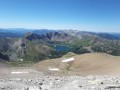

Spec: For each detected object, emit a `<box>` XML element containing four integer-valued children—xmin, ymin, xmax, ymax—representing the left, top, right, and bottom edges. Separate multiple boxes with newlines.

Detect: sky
<box><xmin>0</xmin><ymin>0</ymin><xmax>120</xmax><ymax>32</ymax></box>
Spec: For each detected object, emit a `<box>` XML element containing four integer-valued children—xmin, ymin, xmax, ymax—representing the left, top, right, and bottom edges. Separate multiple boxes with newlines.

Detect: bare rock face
<box><xmin>7</xmin><ymin>38</ymin><xmax>27</xmax><ymax>61</ymax></box>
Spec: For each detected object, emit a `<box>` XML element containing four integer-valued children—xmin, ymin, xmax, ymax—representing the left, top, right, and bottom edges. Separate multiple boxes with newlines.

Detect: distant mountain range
<box><xmin>0</xmin><ymin>28</ymin><xmax>56</xmax><ymax>38</ymax></box>
<box><xmin>0</xmin><ymin>28</ymin><xmax>120</xmax><ymax>62</ymax></box>
<box><xmin>0</xmin><ymin>28</ymin><xmax>120</xmax><ymax>40</ymax></box>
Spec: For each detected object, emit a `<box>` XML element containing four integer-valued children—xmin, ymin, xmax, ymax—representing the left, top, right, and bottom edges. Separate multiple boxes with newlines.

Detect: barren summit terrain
<box><xmin>35</xmin><ymin>53</ymin><xmax>120</xmax><ymax>75</ymax></box>
<box><xmin>1</xmin><ymin>53</ymin><xmax>120</xmax><ymax>90</ymax></box>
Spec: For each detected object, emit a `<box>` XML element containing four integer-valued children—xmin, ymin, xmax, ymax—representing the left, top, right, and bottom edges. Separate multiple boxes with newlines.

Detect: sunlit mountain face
<box><xmin>0</xmin><ymin>29</ymin><xmax>120</xmax><ymax>62</ymax></box>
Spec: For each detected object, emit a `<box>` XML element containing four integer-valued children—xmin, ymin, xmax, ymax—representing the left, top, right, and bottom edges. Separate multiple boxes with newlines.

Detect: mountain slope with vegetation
<box><xmin>0</xmin><ymin>30</ymin><xmax>120</xmax><ymax>63</ymax></box>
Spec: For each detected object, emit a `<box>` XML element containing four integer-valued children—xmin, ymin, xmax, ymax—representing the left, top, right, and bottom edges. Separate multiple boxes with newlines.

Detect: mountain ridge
<box><xmin>0</xmin><ymin>30</ymin><xmax>120</xmax><ymax>62</ymax></box>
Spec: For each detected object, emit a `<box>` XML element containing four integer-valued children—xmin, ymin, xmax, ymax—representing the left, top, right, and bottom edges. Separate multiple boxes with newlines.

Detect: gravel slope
<box><xmin>1</xmin><ymin>53</ymin><xmax>120</xmax><ymax>90</ymax></box>
<box><xmin>1</xmin><ymin>75</ymin><xmax>120</xmax><ymax>90</ymax></box>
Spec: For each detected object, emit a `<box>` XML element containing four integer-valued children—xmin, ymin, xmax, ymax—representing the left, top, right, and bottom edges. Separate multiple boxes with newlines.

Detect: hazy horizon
<box><xmin>0</xmin><ymin>0</ymin><xmax>120</xmax><ymax>32</ymax></box>
<box><xmin>1</xmin><ymin>27</ymin><xmax>120</xmax><ymax>33</ymax></box>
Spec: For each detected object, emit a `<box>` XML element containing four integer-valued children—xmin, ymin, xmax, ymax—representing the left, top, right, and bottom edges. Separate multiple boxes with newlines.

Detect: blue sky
<box><xmin>0</xmin><ymin>0</ymin><xmax>120</xmax><ymax>32</ymax></box>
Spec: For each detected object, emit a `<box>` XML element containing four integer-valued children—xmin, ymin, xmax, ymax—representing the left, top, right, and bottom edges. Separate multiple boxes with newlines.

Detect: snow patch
<box><xmin>62</xmin><ymin>58</ymin><xmax>74</xmax><ymax>62</ymax></box>
<box><xmin>11</xmin><ymin>71</ymin><xmax>29</xmax><ymax>74</ymax></box>
<box><xmin>20</xmin><ymin>59</ymin><xmax>23</xmax><ymax>62</ymax></box>
<box><xmin>49</xmin><ymin>68</ymin><xmax>59</xmax><ymax>71</ymax></box>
